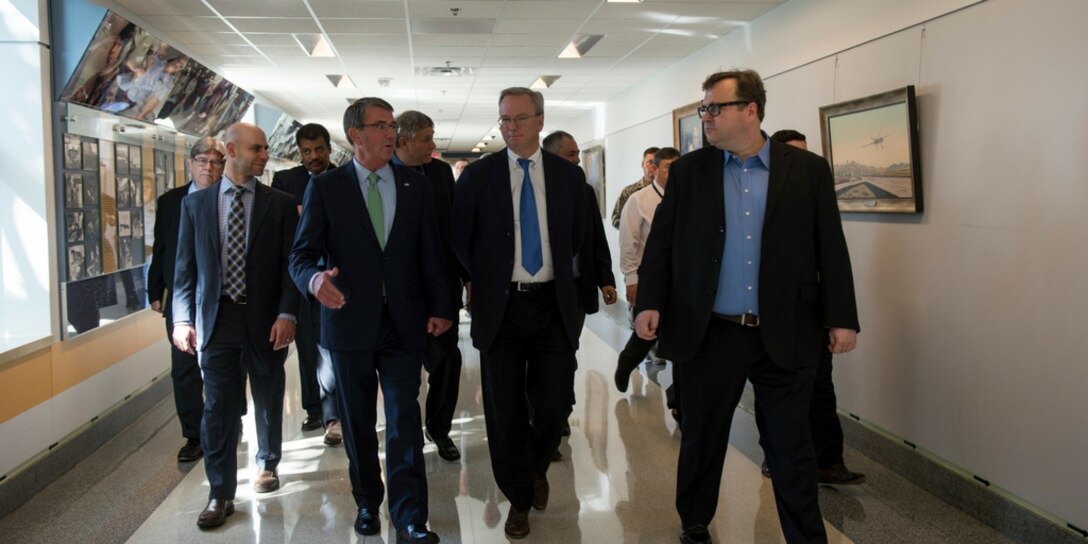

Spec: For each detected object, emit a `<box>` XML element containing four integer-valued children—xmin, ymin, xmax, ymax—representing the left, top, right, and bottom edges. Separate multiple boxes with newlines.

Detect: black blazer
<box><xmin>172</xmin><ymin>181</ymin><xmax>301</xmax><ymax>367</ymax></box>
<box><xmin>577</xmin><ymin>183</ymin><xmax>616</xmax><ymax>314</ymax></box>
<box><xmin>289</xmin><ymin>161</ymin><xmax>453</xmax><ymax>353</ymax></box>
<box><xmin>452</xmin><ymin>148</ymin><xmax>587</xmax><ymax>352</ymax></box>
<box><xmin>271</xmin><ymin>163</ymin><xmax>336</xmax><ymax>207</ymax></box>
<box><xmin>422</xmin><ymin>159</ymin><xmax>467</xmax><ymax>309</ymax></box>
<box><xmin>635</xmin><ymin>140</ymin><xmax>859</xmax><ymax>368</ymax></box>
<box><xmin>148</xmin><ymin>181</ymin><xmax>193</xmax><ymax>323</ymax></box>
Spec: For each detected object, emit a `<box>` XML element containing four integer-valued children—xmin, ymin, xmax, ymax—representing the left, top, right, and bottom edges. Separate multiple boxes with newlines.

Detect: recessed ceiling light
<box><xmin>607</xmin><ymin>0</ymin><xmax>642</xmax><ymax>3</ymax></box>
<box><xmin>472</xmin><ymin>147</ymin><xmax>481</xmax><ymax>152</ymax></box>
<box><xmin>326</xmin><ymin>75</ymin><xmax>356</xmax><ymax>89</ymax></box>
<box><xmin>530</xmin><ymin>75</ymin><xmax>561</xmax><ymax>90</ymax></box>
<box><xmin>559</xmin><ymin>34</ymin><xmax>604</xmax><ymax>59</ymax></box>
<box><xmin>293</xmin><ymin>33</ymin><xmax>335</xmax><ymax>58</ymax></box>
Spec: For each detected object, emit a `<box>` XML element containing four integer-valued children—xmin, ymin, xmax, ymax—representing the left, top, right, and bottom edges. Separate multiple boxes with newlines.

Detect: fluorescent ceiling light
<box><xmin>293</xmin><ymin>33</ymin><xmax>335</xmax><ymax>58</ymax></box>
<box><xmin>326</xmin><ymin>75</ymin><xmax>356</xmax><ymax>89</ymax></box>
<box><xmin>559</xmin><ymin>34</ymin><xmax>604</xmax><ymax>58</ymax></box>
<box><xmin>530</xmin><ymin>75</ymin><xmax>561</xmax><ymax>90</ymax></box>
<box><xmin>607</xmin><ymin>0</ymin><xmax>642</xmax><ymax>3</ymax></box>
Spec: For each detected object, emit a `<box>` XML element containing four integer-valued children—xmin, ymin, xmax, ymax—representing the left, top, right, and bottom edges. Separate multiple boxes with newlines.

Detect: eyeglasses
<box><xmin>359</xmin><ymin>122</ymin><xmax>399</xmax><ymax>132</ymax></box>
<box><xmin>697</xmin><ymin>100</ymin><xmax>751</xmax><ymax>118</ymax></box>
<box><xmin>191</xmin><ymin>157</ymin><xmax>225</xmax><ymax>168</ymax></box>
<box><xmin>497</xmin><ymin>114</ymin><xmax>541</xmax><ymax>128</ymax></box>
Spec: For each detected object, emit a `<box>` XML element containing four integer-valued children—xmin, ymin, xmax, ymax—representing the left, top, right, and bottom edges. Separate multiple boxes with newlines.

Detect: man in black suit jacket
<box><xmin>172</xmin><ymin>123</ymin><xmax>300</xmax><ymax>530</ymax></box>
<box><xmin>392</xmin><ymin>110</ymin><xmax>466</xmax><ymax>463</ymax></box>
<box><xmin>271</xmin><ymin>123</ymin><xmax>341</xmax><ymax>445</ymax></box>
<box><xmin>289</xmin><ymin>98</ymin><xmax>452</xmax><ymax>544</ymax></box>
<box><xmin>452</xmin><ymin>88</ymin><xmax>587</xmax><ymax>539</ymax></box>
<box><xmin>147</xmin><ymin>136</ymin><xmax>224</xmax><ymax>462</ymax></box>
<box><xmin>634</xmin><ymin>70</ymin><xmax>860</xmax><ymax>544</ymax></box>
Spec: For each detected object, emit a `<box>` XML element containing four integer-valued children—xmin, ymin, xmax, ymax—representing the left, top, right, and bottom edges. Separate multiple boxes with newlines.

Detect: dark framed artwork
<box><xmin>115</xmin><ymin>143</ymin><xmax>129</xmax><ymax>174</ymax></box>
<box><xmin>819</xmin><ymin>85</ymin><xmax>923</xmax><ymax>213</ymax></box>
<box><xmin>82</xmin><ymin>140</ymin><xmax>99</xmax><ymax>171</ymax></box>
<box><xmin>672</xmin><ymin>100</ymin><xmax>707</xmax><ymax>155</ymax></box>
<box><xmin>64</xmin><ymin>134</ymin><xmax>82</xmax><ymax>170</ymax></box>
<box><xmin>581</xmin><ymin>145</ymin><xmax>606</xmax><ymax>216</ymax></box>
<box><xmin>65</xmin><ymin>173</ymin><xmax>83</xmax><ymax>208</ymax></box>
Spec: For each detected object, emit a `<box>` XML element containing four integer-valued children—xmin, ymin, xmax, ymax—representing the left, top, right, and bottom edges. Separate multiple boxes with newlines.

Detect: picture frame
<box><xmin>672</xmin><ymin>100</ymin><xmax>707</xmax><ymax>155</ymax></box>
<box><xmin>65</xmin><ymin>173</ymin><xmax>83</xmax><ymax>208</ymax></box>
<box><xmin>581</xmin><ymin>145</ymin><xmax>606</xmax><ymax>216</ymax></box>
<box><xmin>82</xmin><ymin>140</ymin><xmax>99</xmax><ymax>172</ymax></box>
<box><xmin>64</xmin><ymin>134</ymin><xmax>82</xmax><ymax>170</ymax></box>
<box><xmin>115</xmin><ymin>143</ymin><xmax>129</xmax><ymax>174</ymax></box>
<box><xmin>818</xmin><ymin>85</ymin><xmax>923</xmax><ymax>213</ymax></box>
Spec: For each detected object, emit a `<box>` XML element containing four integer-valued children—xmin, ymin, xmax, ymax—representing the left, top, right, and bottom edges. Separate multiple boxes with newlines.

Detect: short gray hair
<box><xmin>343</xmin><ymin>97</ymin><xmax>394</xmax><ymax>144</ymax></box>
<box><xmin>395</xmin><ymin>110</ymin><xmax>435</xmax><ymax>143</ymax></box>
<box><xmin>499</xmin><ymin>87</ymin><xmax>544</xmax><ymax>115</ymax></box>
<box><xmin>190</xmin><ymin>136</ymin><xmax>225</xmax><ymax>159</ymax></box>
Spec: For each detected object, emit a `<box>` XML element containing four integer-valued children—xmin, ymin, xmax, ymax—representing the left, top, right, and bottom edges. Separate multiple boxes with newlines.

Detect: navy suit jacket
<box><xmin>172</xmin><ymin>180</ymin><xmax>301</xmax><ymax>367</ymax></box>
<box><xmin>452</xmin><ymin>148</ymin><xmax>587</xmax><ymax>352</ymax></box>
<box><xmin>289</xmin><ymin>161</ymin><xmax>453</xmax><ymax>352</ymax></box>
<box><xmin>635</xmin><ymin>140</ymin><xmax>859</xmax><ymax>368</ymax></box>
<box><xmin>271</xmin><ymin>162</ymin><xmax>337</xmax><ymax>207</ymax></box>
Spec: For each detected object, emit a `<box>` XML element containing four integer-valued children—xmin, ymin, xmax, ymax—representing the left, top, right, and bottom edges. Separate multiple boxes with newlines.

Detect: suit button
<box><xmin>712</xmin><ymin>257</ymin><xmax>719</xmax><ymax>263</ymax></box>
<box><xmin>719</xmin><ymin>227</ymin><xmax>725</xmax><ymax>233</ymax></box>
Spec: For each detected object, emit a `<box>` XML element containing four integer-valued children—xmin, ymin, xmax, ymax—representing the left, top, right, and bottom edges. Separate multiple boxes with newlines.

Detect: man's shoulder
<box><xmin>619</xmin><ymin>179</ymin><xmax>645</xmax><ymax>197</ymax></box>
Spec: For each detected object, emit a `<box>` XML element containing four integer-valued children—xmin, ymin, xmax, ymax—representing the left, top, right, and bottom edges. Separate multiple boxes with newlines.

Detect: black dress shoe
<box><xmin>177</xmin><ymin>438</ymin><xmax>203</xmax><ymax>462</ymax></box>
<box><xmin>818</xmin><ymin>463</ymin><xmax>866</xmax><ymax>485</ymax></box>
<box><xmin>532</xmin><ymin>473</ymin><xmax>549</xmax><ymax>510</ymax></box>
<box><xmin>614</xmin><ymin>353</ymin><xmax>642</xmax><ymax>392</ymax></box>
<box><xmin>680</xmin><ymin>524</ymin><xmax>711</xmax><ymax>544</ymax></box>
<box><xmin>397</xmin><ymin>523</ymin><xmax>439</xmax><ymax>543</ymax></box>
<box><xmin>560</xmin><ymin>420</ymin><xmax>571</xmax><ymax>436</ymax></box>
<box><xmin>504</xmin><ymin>507</ymin><xmax>530</xmax><ymax>539</ymax></box>
<box><xmin>196</xmin><ymin>498</ymin><xmax>234</xmax><ymax>529</ymax></box>
<box><xmin>428</xmin><ymin>432</ymin><xmax>461</xmax><ymax>461</ymax></box>
<box><xmin>354</xmin><ymin>508</ymin><xmax>380</xmax><ymax>535</ymax></box>
<box><xmin>301</xmin><ymin>414</ymin><xmax>323</xmax><ymax>431</ymax></box>
<box><xmin>760</xmin><ymin>459</ymin><xmax>771</xmax><ymax>478</ymax></box>
<box><xmin>550</xmin><ymin>449</ymin><xmax>562</xmax><ymax>462</ymax></box>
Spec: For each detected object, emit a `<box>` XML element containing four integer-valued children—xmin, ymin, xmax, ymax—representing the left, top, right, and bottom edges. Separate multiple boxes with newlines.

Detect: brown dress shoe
<box><xmin>818</xmin><ymin>463</ymin><xmax>866</xmax><ymax>485</ymax></box>
<box><xmin>532</xmin><ymin>473</ymin><xmax>549</xmax><ymax>510</ymax></box>
<box><xmin>253</xmin><ymin>469</ymin><xmax>280</xmax><ymax>493</ymax></box>
<box><xmin>504</xmin><ymin>506</ymin><xmax>530</xmax><ymax>539</ymax></box>
<box><xmin>324</xmin><ymin>420</ymin><xmax>343</xmax><ymax>446</ymax></box>
<box><xmin>196</xmin><ymin>498</ymin><xmax>235</xmax><ymax>529</ymax></box>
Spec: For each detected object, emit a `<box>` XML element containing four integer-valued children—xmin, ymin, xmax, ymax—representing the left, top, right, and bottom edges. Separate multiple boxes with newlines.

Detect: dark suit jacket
<box><xmin>289</xmin><ymin>161</ymin><xmax>453</xmax><ymax>353</ymax></box>
<box><xmin>452</xmin><ymin>148</ymin><xmax>588</xmax><ymax>352</ymax></box>
<box><xmin>577</xmin><ymin>183</ymin><xmax>616</xmax><ymax>314</ymax></box>
<box><xmin>172</xmin><ymin>181</ymin><xmax>301</xmax><ymax>366</ymax></box>
<box><xmin>148</xmin><ymin>181</ymin><xmax>193</xmax><ymax>324</ymax></box>
<box><xmin>635</xmin><ymin>140</ymin><xmax>859</xmax><ymax>368</ymax></box>
<box><xmin>271</xmin><ymin>163</ymin><xmax>336</xmax><ymax>207</ymax></box>
<box><xmin>422</xmin><ymin>159</ymin><xmax>467</xmax><ymax>309</ymax></box>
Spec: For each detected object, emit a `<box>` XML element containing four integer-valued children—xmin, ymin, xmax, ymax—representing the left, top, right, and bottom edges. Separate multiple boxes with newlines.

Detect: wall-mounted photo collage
<box><xmin>62</xmin><ymin>133</ymin><xmax>103</xmax><ymax>281</ymax></box>
<box><xmin>153</xmin><ymin>149</ymin><xmax>176</xmax><ymax>200</ymax></box>
<box><xmin>114</xmin><ymin>142</ymin><xmax>145</xmax><ymax>270</ymax></box>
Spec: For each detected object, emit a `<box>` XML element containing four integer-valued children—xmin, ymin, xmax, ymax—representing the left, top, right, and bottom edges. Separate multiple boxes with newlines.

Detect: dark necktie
<box><xmin>224</xmin><ymin>185</ymin><xmax>247</xmax><ymax>302</ymax></box>
<box><xmin>517</xmin><ymin>158</ymin><xmax>542</xmax><ymax>275</ymax></box>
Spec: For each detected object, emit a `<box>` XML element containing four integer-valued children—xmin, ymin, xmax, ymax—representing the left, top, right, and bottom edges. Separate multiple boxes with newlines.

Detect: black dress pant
<box><xmin>295</xmin><ymin>295</ymin><xmax>322</xmax><ymax>418</ymax></box>
<box><xmin>422</xmin><ymin>321</ymin><xmax>462</xmax><ymax>439</ymax></box>
<box><xmin>165</xmin><ymin>319</ymin><xmax>203</xmax><ymax>440</ymax></box>
<box><xmin>676</xmin><ymin>318</ymin><xmax>826</xmax><ymax>544</ymax></box>
<box><xmin>480</xmin><ymin>286</ymin><xmax>573</xmax><ymax>512</ymax></box>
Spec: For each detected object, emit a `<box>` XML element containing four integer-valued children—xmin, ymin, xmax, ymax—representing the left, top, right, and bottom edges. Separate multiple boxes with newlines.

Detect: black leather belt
<box><xmin>510</xmin><ymin>281</ymin><xmax>553</xmax><ymax>292</ymax></box>
<box><xmin>713</xmin><ymin>312</ymin><xmax>759</xmax><ymax>327</ymax></box>
<box><xmin>220</xmin><ymin>295</ymin><xmax>246</xmax><ymax>305</ymax></box>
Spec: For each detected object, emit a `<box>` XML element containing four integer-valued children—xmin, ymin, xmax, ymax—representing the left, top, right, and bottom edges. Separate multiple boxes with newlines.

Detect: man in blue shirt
<box><xmin>634</xmin><ymin>70</ymin><xmax>859</xmax><ymax>544</ymax></box>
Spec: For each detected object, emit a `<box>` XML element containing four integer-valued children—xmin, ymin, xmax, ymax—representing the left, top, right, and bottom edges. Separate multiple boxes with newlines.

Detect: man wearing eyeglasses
<box><xmin>290</xmin><ymin>98</ymin><xmax>452</xmax><ymax>544</ymax></box>
<box><xmin>148</xmin><ymin>136</ymin><xmax>225</xmax><ymax>464</ymax></box>
<box><xmin>452</xmin><ymin>88</ymin><xmax>588</xmax><ymax>539</ymax></box>
<box><xmin>634</xmin><ymin>70</ymin><xmax>859</xmax><ymax>544</ymax></box>
<box><xmin>272</xmin><ymin>123</ymin><xmax>342</xmax><ymax>447</ymax></box>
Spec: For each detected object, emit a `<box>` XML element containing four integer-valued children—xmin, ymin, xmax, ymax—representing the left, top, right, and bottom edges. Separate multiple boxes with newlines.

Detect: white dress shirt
<box><xmin>508</xmin><ymin>147</ymin><xmax>554</xmax><ymax>283</ymax></box>
<box><xmin>618</xmin><ymin>181</ymin><xmax>664</xmax><ymax>286</ymax></box>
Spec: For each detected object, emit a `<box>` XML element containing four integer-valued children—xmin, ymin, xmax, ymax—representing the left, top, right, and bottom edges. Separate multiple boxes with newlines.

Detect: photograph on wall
<box><xmin>131</xmin><ymin>209</ymin><xmax>144</xmax><ymax>238</ymax></box>
<box><xmin>673</xmin><ymin>101</ymin><xmax>707</xmax><ymax>155</ymax></box>
<box><xmin>130</xmin><ymin>237</ymin><xmax>146</xmax><ymax>265</ymax></box>
<box><xmin>84</xmin><ymin>209</ymin><xmax>101</xmax><ymax>240</ymax></box>
<box><xmin>68</xmin><ymin>244</ymin><xmax>86</xmax><ymax>281</ymax></box>
<box><xmin>160</xmin><ymin>66</ymin><xmax>255</xmax><ymax>137</ymax></box>
<box><xmin>64</xmin><ymin>134</ymin><xmax>82</xmax><ymax>170</ymax></box>
<box><xmin>65</xmin><ymin>173</ymin><xmax>83</xmax><ymax>208</ymax></box>
<box><xmin>819</xmin><ymin>85</ymin><xmax>922</xmax><ymax>213</ymax></box>
<box><xmin>129</xmin><ymin>145</ymin><xmax>142</xmax><ymax>174</ymax></box>
<box><xmin>101</xmin><ymin>167</ymin><xmax>118</xmax><ymax>274</ymax></box>
<box><xmin>83</xmin><ymin>175</ymin><xmax>100</xmax><ymax>206</ymax></box>
<box><xmin>82</xmin><ymin>140</ymin><xmax>99</xmax><ymax>172</ymax></box>
<box><xmin>118</xmin><ymin>239</ymin><xmax>134</xmax><ymax>269</ymax></box>
<box><xmin>267</xmin><ymin>113</ymin><xmax>303</xmax><ymax>161</ymax></box>
<box><xmin>133</xmin><ymin>175</ymin><xmax>144</xmax><ymax>207</ymax></box>
<box><xmin>118</xmin><ymin>176</ymin><xmax>135</xmax><ymax>207</ymax></box>
<box><xmin>66</xmin><ymin>211</ymin><xmax>85</xmax><ymax>242</ymax></box>
<box><xmin>85</xmin><ymin>244</ymin><xmax>102</xmax><ymax>277</ymax></box>
<box><xmin>582</xmin><ymin>146</ymin><xmax>606</xmax><ymax>216</ymax></box>
<box><xmin>118</xmin><ymin>209</ymin><xmax>132</xmax><ymax>238</ymax></box>
<box><xmin>116</xmin><ymin>143</ymin><xmax>130</xmax><ymax>174</ymax></box>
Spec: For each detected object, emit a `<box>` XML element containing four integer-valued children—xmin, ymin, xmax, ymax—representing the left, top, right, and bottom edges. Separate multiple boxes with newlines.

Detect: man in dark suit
<box><xmin>391</xmin><ymin>110</ymin><xmax>465</xmax><ymax>463</ymax></box>
<box><xmin>542</xmin><ymin>130</ymin><xmax>617</xmax><ymax>440</ymax></box>
<box><xmin>634</xmin><ymin>70</ymin><xmax>860</xmax><ymax>544</ymax></box>
<box><xmin>147</xmin><ymin>136</ymin><xmax>224</xmax><ymax>462</ymax></box>
<box><xmin>271</xmin><ymin>123</ymin><xmax>341</xmax><ymax>446</ymax></box>
<box><xmin>289</xmin><ymin>98</ymin><xmax>452</xmax><ymax>544</ymax></box>
<box><xmin>452</xmin><ymin>88</ymin><xmax>588</xmax><ymax>539</ymax></box>
<box><xmin>172</xmin><ymin>122</ymin><xmax>300</xmax><ymax>529</ymax></box>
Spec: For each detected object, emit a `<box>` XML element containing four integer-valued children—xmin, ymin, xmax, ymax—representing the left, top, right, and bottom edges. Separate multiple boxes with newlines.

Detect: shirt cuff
<box><xmin>277</xmin><ymin>313</ymin><xmax>297</xmax><ymax>323</ymax></box>
<box><xmin>308</xmin><ymin>272</ymin><xmax>321</xmax><ymax>295</ymax></box>
<box><xmin>625</xmin><ymin>273</ymin><xmax>639</xmax><ymax>286</ymax></box>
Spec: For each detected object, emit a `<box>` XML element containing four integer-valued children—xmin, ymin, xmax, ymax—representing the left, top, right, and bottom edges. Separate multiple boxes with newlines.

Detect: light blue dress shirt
<box><xmin>713</xmin><ymin>136</ymin><xmax>771</xmax><ymax>316</ymax></box>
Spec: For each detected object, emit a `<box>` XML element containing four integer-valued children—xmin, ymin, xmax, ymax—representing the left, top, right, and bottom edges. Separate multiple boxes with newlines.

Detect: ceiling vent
<box><xmin>416</xmin><ymin>65</ymin><xmax>476</xmax><ymax>77</ymax></box>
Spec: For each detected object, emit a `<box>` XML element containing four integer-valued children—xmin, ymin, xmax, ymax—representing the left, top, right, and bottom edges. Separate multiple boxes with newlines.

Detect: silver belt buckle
<box><xmin>741</xmin><ymin>313</ymin><xmax>759</xmax><ymax>326</ymax></box>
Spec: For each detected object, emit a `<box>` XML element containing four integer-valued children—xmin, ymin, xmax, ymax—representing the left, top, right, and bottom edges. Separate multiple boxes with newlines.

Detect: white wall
<box><xmin>575</xmin><ymin>0</ymin><xmax>1088</xmax><ymax>529</ymax></box>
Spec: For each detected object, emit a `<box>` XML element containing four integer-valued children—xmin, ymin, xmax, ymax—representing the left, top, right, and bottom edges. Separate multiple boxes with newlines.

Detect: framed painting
<box><xmin>819</xmin><ymin>85</ymin><xmax>923</xmax><ymax>213</ymax></box>
<box><xmin>672</xmin><ymin>100</ymin><xmax>706</xmax><ymax>155</ymax></box>
<box><xmin>581</xmin><ymin>145</ymin><xmax>606</xmax><ymax>216</ymax></box>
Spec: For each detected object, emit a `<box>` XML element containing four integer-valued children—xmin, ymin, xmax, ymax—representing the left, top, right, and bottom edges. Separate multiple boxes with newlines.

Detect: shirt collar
<box><xmin>352</xmin><ymin>157</ymin><xmax>395</xmax><ymax>185</ymax></box>
<box><xmin>391</xmin><ymin>153</ymin><xmax>426</xmax><ymax>174</ymax></box>
<box><xmin>219</xmin><ymin>176</ymin><xmax>256</xmax><ymax>194</ymax></box>
<box><xmin>507</xmin><ymin>147</ymin><xmax>543</xmax><ymax>167</ymax></box>
<box><xmin>723</xmin><ymin>131</ymin><xmax>771</xmax><ymax>169</ymax></box>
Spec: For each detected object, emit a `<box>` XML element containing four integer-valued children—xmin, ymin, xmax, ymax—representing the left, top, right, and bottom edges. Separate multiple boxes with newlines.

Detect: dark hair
<box><xmin>643</xmin><ymin>147</ymin><xmax>661</xmax><ymax>158</ymax></box>
<box><xmin>499</xmin><ymin>87</ymin><xmax>544</xmax><ymax>114</ymax></box>
<box><xmin>295</xmin><ymin>123</ymin><xmax>330</xmax><ymax>147</ymax></box>
<box><xmin>395</xmin><ymin>110</ymin><xmax>435</xmax><ymax>143</ymax></box>
<box><xmin>702</xmin><ymin>69</ymin><xmax>767</xmax><ymax>121</ymax></box>
<box><xmin>653</xmin><ymin>147</ymin><xmax>680</xmax><ymax>166</ymax></box>
<box><xmin>542</xmin><ymin>131</ymin><xmax>574</xmax><ymax>154</ymax></box>
<box><xmin>343</xmin><ymin>97</ymin><xmax>394</xmax><ymax>145</ymax></box>
<box><xmin>770</xmin><ymin>129</ymin><xmax>806</xmax><ymax>144</ymax></box>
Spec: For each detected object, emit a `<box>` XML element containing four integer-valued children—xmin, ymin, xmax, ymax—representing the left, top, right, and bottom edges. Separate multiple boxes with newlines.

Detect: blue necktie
<box><xmin>518</xmin><ymin>158</ymin><xmax>542</xmax><ymax>275</ymax></box>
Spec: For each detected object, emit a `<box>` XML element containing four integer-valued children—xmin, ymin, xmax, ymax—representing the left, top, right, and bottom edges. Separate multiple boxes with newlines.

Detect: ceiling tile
<box><xmin>227</xmin><ymin>17</ymin><xmax>319</xmax><ymax>34</ymax></box>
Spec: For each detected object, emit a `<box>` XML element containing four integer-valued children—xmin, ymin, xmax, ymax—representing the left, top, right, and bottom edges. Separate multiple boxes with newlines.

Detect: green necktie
<box><xmin>367</xmin><ymin>172</ymin><xmax>385</xmax><ymax>249</ymax></box>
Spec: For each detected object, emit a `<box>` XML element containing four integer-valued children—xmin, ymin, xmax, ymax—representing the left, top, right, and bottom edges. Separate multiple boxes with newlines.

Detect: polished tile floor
<box><xmin>2</xmin><ymin>312</ymin><xmax>1014</xmax><ymax>543</ymax></box>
